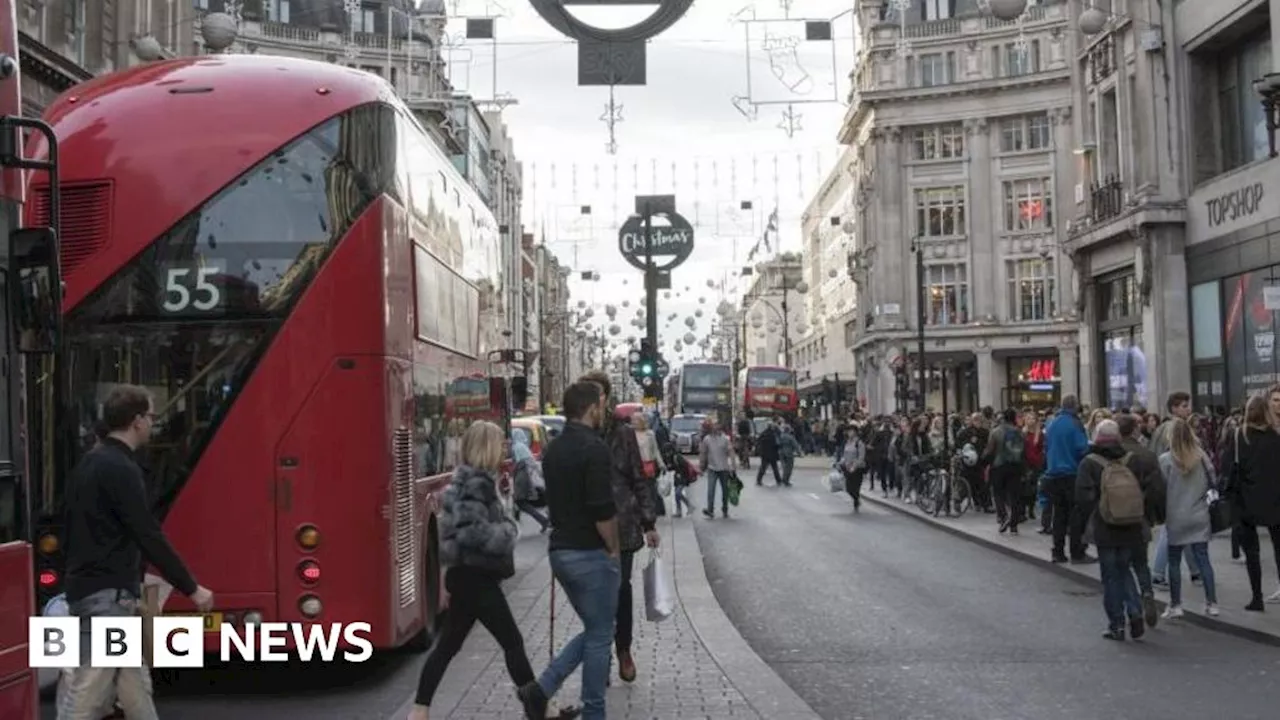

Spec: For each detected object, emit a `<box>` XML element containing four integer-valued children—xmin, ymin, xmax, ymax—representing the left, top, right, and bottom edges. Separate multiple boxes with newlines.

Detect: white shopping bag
<box><xmin>827</xmin><ymin>468</ymin><xmax>845</xmax><ymax>494</ymax></box>
<box><xmin>643</xmin><ymin>548</ymin><xmax>674</xmax><ymax>623</ymax></box>
<box><xmin>657</xmin><ymin>475</ymin><xmax>673</xmax><ymax>497</ymax></box>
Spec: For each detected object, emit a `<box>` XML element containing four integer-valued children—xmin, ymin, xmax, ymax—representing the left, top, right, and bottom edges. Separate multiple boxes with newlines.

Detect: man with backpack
<box><xmin>985</xmin><ymin>408</ymin><xmax>1027</xmax><ymax>534</ymax></box>
<box><xmin>1075</xmin><ymin>419</ymin><xmax>1162</xmax><ymax>641</ymax></box>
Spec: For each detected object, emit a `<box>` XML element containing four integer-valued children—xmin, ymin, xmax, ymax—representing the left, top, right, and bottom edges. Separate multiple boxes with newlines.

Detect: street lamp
<box><xmin>911</xmin><ymin>236</ymin><xmax>927</xmax><ymax>413</ymax></box>
<box><xmin>1255</xmin><ymin>72</ymin><xmax>1280</xmax><ymax>159</ymax></box>
<box><xmin>746</xmin><ymin>275</ymin><xmax>808</xmax><ymax>367</ymax></box>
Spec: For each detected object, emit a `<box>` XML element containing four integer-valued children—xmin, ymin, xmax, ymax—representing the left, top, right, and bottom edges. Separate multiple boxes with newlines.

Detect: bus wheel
<box><xmin>406</xmin><ymin>525</ymin><xmax>442</xmax><ymax>652</ymax></box>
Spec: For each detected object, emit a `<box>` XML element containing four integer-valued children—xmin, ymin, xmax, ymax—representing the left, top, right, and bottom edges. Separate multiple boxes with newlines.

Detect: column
<box><xmin>1274</xmin><ymin>0</ymin><xmax>1280</xmax><ymax>74</ymax></box>
<box><xmin>964</xmin><ymin>117</ymin><xmax>995</xmax><ymax>320</ymax></box>
<box><xmin>873</xmin><ymin>126</ymin><xmax>907</xmax><ymax>321</ymax></box>
<box><xmin>1060</xmin><ymin>344</ymin><xmax>1080</xmax><ymax>404</ymax></box>
<box><xmin>1143</xmin><ymin>226</ymin><xmax>1192</xmax><ymax>407</ymax></box>
<box><xmin>976</xmin><ymin>349</ymin><xmax>999</xmax><ymax>410</ymax></box>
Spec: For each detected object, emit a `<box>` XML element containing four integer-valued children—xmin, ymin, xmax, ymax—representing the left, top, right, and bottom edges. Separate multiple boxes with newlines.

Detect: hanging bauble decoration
<box><xmin>684</xmin><ymin>317</ymin><xmax>696</xmax><ymax>328</ymax></box>
<box><xmin>683</xmin><ymin>332</ymin><xmax>696</xmax><ymax>345</ymax></box>
<box><xmin>608</xmin><ymin>324</ymin><xmax>621</xmax><ymax>335</ymax></box>
<box><xmin>827</xmin><ymin>268</ymin><xmax>838</xmax><ymax>279</ymax></box>
<box><xmin>695</xmin><ymin>309</ymin><xmax>703</xmax><ymax>318</ymax></box>
<box><xmin>985</xmin><ymin>0</ymin><xmax>1028</xmax><ymax>21</ymax></box>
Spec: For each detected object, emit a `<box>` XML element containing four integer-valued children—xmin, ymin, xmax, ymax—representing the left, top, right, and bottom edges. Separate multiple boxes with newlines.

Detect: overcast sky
<box><xmin>440</xmin><ymin>0</ymin><xmax>860</xmax><ymax>362</ymax></box>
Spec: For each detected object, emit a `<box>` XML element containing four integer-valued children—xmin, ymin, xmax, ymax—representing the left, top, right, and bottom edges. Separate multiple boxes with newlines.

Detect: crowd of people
<box><xmin>820</xmin><ymin>388</ymin><xmax>1280</xmax><ymax>640</ymax></box>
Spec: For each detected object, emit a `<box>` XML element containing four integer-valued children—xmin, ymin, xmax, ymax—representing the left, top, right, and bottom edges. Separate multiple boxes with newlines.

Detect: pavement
<box><xmin>698</xmin><ymin>461</ymin><xmax>1280</xmax><ymax>720</ymax></box>
<box><xmin>391</xmin><ymin>513</ymin><xmax>822</xmax><ymax>720</ymax></box>
<box><xmin>790</xmin><ymin>455</ymin><xmax>1280</xmax><ymax>646</ymax></box>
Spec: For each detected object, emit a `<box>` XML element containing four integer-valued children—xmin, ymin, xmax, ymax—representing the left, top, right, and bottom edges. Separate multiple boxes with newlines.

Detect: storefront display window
<box><xmin>1102</xmin><ymin>328</ymin><xmax>1147</xmax><ymax>410</ymax></box>
<box><xmin>1097</xmin><ymin>272</ymin><xmax>1145</xmax><ymax>410</ymax></box>
<box><xmin>1191</xmin><ymin>282</ymin><xmax>1222</xmax><ymax>360</ymax></box>
<box><xmin>1005</xmin><ymin>356</ymin><xmax>1060</xmax><ymax>408</ymax></box>
<box><xmin>1223</xmin><ymin>269</ymin><xmax>1280</xmax><ymax>402</ymax></box>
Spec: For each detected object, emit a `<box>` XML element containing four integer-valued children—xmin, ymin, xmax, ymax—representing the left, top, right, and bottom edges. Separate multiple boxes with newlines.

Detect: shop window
<box><xmin>1098</xmin><ymin>274</ymin><xmax>1139</xmax><ymax>323</ymax></box>
<box><xmin>926</xmin><ymin>263</ymin><xmax>969</xmax><ymax>326</ymax></box>
<box><xmin>914</xmin><ymin>186</ymin><xmax>966</xmax><ymax>237</ymax></box>
<box><xmin>1101</xmin><ymin>326</ymin><xmax>1147</xmax><ymax>410</ymax></box>
<box><xmin>916</xmin><ymin>52</ymin><xmax>956</xmax><ymax>87</ymax></box>
<box><xmin>1002</xmin><ymin>178</ymin><xmax>1053</xmax><ymax>232</ymax></box>
<box><xmin>1191</xmin><ymin>281</ymin><xmax>1222</xmax><ymax>360</ymax></box>
<box><xmin>1006</xmin><ymin>257</ymin><xmax>1056</xmax><ymax>321</ymax></box>
<box><xmin>1222</xmin><ymin>270</ymin><xmax>1280</xmax><ymax>402</ymax></box>
<box><xmin>923</xmin><ymin>0</ymin><xmax>953</xmax><ymax>21</ymax></box>
<box><xmin>1215</xmin><ymin>31</ymin><xmax>1272</xmax><ymax>173</ymax></box>
<box><xmin>910</xmin><ymin>123</ymin><xmax>966</xmax><ymax>160</ymax></box>
<box><xmin>999</xmin><ymin>112</ymin><xmax>1052</xmax><ymax>153</ymax></box>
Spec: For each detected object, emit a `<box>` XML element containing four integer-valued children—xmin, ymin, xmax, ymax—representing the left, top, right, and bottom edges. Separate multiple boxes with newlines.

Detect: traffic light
<box><xmin>628</xmin><ymin>339</ymin><xmax>666</xmax><ymax>399</ymax></box>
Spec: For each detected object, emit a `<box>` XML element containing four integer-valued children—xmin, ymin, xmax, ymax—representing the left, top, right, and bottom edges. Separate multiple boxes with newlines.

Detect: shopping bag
<box><xmin>657</xmin><ymin>474</ymin><xmax>673</xmax><ymax>497</ymax></box>
<box><xmin>727</xmin><ymin>473</ymin><xmax>744</xmax><ymax>506</ymax></box>
<box><xmin>827</xmin><ymin>469</ymin><xmax>845</xmax><ymax>494</ymax></box>
<box><xmin>643</xmin><ymin>548</ymin><xmax>674</xmax><ymax>622</ymax></box>
<box><xmin>1208</xmin><ymin>489</ymin><xmax>1232</xmax><ymax>534</ymax></box>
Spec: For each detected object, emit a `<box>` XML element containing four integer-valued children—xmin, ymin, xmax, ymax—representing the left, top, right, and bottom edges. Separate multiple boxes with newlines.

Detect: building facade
<box><xmin>1175</xmin><ymin>0</ymin><xmax>1278</xmax><ymax>412</ymax></box>
<box><xmin>741</xmin><ymin>254</ymin><xmax>807</xmax><ymax>370</ymax></box>
<box><xmin>795</xmin><ymin>144</ymin><xmax>860</xmax><ymax>418</ymax></box>
<box><xmin>1064</xmin><ymin>0</ymin><xmax>1280</xmax><ymax>414</ymax></box>
<box><xmin>1063</xmin><ymin>0</ymin><xmax>1190</xmax><ymax>413</ymax></box>
<box><xmin>17</xmin><ymin>0</ymin><xmax>195</xmax><ymax>116</ymax></box>
<box><xmin>844</xmin><ymin>0</ymin><xmax>1078</xmax><ymax>415</ymax></box>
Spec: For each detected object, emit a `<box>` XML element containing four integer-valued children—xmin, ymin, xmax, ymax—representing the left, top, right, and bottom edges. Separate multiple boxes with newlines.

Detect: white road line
<box><xmin>807</xmin><ymin>492</ymin><xmax>822</xmax><ymax>501</ymax></box>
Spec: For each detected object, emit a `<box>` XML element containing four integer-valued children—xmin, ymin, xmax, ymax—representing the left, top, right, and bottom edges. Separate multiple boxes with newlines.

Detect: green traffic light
<box><xmin>641</xmin><ymin>363</ymin><xmax>653</xmax><ymax>375</ymax></box>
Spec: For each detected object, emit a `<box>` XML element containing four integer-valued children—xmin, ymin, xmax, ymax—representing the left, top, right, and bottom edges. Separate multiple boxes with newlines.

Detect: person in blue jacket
<box><xmin>1044</xmin><ymin>394</ymin><xmax>1094</xmax><ymax>564</ymax></box>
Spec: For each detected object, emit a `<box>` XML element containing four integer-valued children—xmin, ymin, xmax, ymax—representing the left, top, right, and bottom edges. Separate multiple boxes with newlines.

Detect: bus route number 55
<box><xmin>163</xmin><ymin>266</ymin><xmax>222</xmax><ymax>313</ymax></box>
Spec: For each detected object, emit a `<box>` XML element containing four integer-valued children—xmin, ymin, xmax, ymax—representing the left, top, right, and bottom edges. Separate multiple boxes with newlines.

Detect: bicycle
<box><xmin>918</xmin><ymin>455</ymin><xmax>972</xmax><ymax>517</ymax></box>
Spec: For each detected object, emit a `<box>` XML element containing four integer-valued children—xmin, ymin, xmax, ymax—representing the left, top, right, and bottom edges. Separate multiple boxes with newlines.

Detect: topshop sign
<box><xmin>1190</xmin><ymin>159</ymin><xmax>1279</xmax><ymax>241</ymax></box>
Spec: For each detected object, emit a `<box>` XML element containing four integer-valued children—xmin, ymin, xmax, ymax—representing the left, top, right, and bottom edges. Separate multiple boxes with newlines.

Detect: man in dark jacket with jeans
<box><xmin>1075</xmin><ymin>419</ymin><xmax>1161</xmax><ymax>641</ymax></box>
<box><xmin>59</xmin><ymin>385</ymin><xmax>214</xmax><ymax>720</ymax></box>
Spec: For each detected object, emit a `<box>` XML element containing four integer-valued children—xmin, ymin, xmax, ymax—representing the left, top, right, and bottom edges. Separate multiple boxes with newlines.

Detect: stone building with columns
<box><xmin>841</xmin><ymin>0</ymin><xmax>1079</xmax><ymax>415</ymax></box>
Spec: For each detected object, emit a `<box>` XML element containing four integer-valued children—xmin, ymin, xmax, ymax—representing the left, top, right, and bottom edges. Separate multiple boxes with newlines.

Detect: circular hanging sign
<box><xmin>617</xmin><ymin>210</ymin><xmax>695</xmax><ymax>272</ymax></box>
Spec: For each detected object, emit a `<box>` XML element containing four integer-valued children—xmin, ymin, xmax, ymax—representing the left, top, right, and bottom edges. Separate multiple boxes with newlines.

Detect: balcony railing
<box><xmin>904</xmin><ymin>18</ymin><xmax>961</xmax><ymax>38</ymax></box>
<box><xmin>1090</xmin><ymin>175</ymin><xmax>1124</xmax><ymax>224</ymax></box>
<box><xmin>1088</xmin><ymin>34</ymin><xmax>1116</xmax><ymax>85</ymax></box>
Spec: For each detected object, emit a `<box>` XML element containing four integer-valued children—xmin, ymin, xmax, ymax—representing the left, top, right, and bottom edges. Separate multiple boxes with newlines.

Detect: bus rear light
<box><xmin>38</xmin><ymin>534</ymin><xmax>59</xmax><ymax>555</ymax></box>
<box><xmin>296</xmin><ymin>525</ymin><xmax>320</xmax><ymax>550</ymax></box>
<box><xmin>39</xmin><ymin>570</ymin><xmax>58</xmax><ymax>587</ymax></box>
<box><xmin>297</xmin><ymin>560</ymin><xmax>321</xmax><ymax>585</ymax></box>
<box><xmin>298</xmin><ymin>595</ymin><xmax>322</xmax><ymax>619</ymax></box>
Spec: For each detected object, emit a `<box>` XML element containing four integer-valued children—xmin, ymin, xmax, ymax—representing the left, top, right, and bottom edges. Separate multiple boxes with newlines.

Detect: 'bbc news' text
<box><xmin>28</xmin><ymin>618</ymin><xmax>374</xmax><ymax>668</ymax></box>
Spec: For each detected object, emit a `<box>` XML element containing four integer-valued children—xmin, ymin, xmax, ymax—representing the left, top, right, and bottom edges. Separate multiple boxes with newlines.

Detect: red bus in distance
<box><xmin>24</xmin><ymin>55</ymin><xmax>506</xmax><ymax>653</ymax></box>
<box><xmin>740</xmin><ymin>365</ymin><xmax>798</xmax><ymax>416</ymax></box>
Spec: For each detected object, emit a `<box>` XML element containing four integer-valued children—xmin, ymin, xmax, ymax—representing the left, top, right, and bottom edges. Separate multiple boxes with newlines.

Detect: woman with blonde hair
<box><xmin>410</xmin><ymin>421</ymin><xmax>546</xmax><ymax>720</ymax></box>
<box><xmin>1224</xmin><ymin>394</ymin><xmax>1280</xmax><ymax>611</ymax></box>
<box><xmin>1086</xmin><ymin>408</ymin><xmax>1113</xmax><ymax>441</ymax></box>
<box><xmin>1158</xmin><ymin>418</ymin><xmax>1219</xmax><ymax>618</ymax></box>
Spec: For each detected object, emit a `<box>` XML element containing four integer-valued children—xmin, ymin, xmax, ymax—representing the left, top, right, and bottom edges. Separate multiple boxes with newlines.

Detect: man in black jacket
<box><xmin>754</xmin><ymin>417</ymin><xmax>784</xmax><ymax>486</ymax></box>
<box><xmin>1075</xmin><ymin>419</ymin><xmax>1161</xmax><ymax>641</ymax></box>
<box><xmin>60</xmin><ymin>385</ymin><xmax>213</xmax><ymax>720</ymax></box>
<box><xmin>522</xmin><ymin>381</ymin><xmax>621</xmax><ymax>720</ymax></box>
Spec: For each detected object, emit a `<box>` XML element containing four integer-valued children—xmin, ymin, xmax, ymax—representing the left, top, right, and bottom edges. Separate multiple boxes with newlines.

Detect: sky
<box><xmin>437</xmin><ymin>0</ymin><xmax>861</xmax><ymax>365</ymax></box>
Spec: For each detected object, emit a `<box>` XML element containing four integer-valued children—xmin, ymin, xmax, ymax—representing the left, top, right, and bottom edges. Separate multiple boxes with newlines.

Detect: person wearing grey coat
<box><xmin>839</xmin><ymin>428</ymin><xmax>868</xmax><ymax>511</ymax></box>
<box><xmin>1158</xmin><ymin>451</ymin><xmax>1219</xmax><ymax>616</ymax></box>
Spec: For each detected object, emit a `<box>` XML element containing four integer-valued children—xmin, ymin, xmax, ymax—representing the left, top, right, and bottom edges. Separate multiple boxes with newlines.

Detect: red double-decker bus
<box><xmin>24</xmin><ymin>55</ymin><xmax>505</xmax><ymax>651</ymax></box>
<box><xmin>740</xmin><ymin>365</ymin><xmax>798</xmax><ymax>417</ymax></box>
<box><xmin>1</xmin><ymin>0</ymin><xmax>58</xmax><ymax>714</ymax></box>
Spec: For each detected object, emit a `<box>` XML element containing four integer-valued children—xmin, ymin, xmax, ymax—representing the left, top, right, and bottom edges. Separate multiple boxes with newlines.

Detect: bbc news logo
<box><xmin>29</xmin><ymin>618</ymin><xmax>374</xmax><ymax>668</ymax></box>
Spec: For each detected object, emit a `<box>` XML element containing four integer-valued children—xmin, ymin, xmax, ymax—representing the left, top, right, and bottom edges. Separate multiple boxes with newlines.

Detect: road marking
<box><xmin>807</xmin><ymin>493</ymin><xmax>822</xmax><ymax>501</ymax></box>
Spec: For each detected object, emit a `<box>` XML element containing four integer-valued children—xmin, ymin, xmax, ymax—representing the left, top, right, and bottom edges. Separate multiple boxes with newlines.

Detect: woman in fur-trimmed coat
<box><xmin>411</xmin><ymin>421</ymin><xmax>549</xmax><ymax>720</ymax></box>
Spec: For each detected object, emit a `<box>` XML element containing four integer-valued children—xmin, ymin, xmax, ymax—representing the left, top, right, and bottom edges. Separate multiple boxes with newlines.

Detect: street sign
<box><xmin>617</xmin><ymin>211</ymin><xmax>695</xmax><ymax>272</ymax></box>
